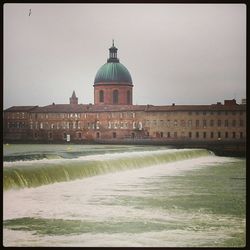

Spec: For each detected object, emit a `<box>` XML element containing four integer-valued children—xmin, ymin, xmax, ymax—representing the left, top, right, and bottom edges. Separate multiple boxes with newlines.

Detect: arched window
<box><xmin>113</xmin><ymin>90</ymin><xmax>119</xmax><ymax>104</ymax></box>
<box><xmin>99</xmin><ymin>90</ymin><xmax>104</xmax><ymax>102</ymax></box>
<box><xmin>127</xmin><ymin>90</ymin><xmax>131</xmax><ymax>104</ymax></box>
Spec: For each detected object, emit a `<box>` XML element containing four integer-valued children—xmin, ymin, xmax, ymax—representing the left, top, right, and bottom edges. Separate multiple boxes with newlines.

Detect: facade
<box><xmin>3</xmin><ymin>43</ymin><xmax>246</xmax><ymax>145</ymax></box>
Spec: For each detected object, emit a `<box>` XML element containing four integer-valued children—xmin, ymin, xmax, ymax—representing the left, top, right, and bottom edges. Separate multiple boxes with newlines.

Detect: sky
<box><xmin>3</xmin><ymin>3</ymin><xmax>246</xmax><ymax>109</ymax></box>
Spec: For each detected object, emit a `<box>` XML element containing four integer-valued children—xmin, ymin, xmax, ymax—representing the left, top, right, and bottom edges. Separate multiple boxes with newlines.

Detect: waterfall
<box><xmin>4</xmin><ymin>149</ymin><xmax>213</xmax><ymax>191</ymax></box>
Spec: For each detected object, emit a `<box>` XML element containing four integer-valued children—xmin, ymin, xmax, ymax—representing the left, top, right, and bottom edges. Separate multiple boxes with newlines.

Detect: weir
<box><xmin>4</xmin><ymin>149</ymin><xmax>213</xmax><ymax>191</ymax></box>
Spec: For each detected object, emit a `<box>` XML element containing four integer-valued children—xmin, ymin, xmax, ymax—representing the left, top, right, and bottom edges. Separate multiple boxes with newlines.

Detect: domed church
<box><xmin>94</xmin><ymin>40</ymin><xmax>133</xmax><ymax>105</ymax></box>
<box><xmin>3</xmin><ymin>41</ymin><xmax>246</xmax><ymax>150</ymax></box>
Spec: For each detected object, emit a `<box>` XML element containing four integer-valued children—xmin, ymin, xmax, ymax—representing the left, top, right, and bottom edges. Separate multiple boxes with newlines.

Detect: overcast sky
<box><xmin>3</xmin><ymin>3</ymin><xmax>246</xmax><ymax>109</ymax></box>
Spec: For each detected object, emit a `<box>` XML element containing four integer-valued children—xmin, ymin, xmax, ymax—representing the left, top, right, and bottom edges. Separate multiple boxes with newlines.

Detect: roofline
<box><xmin>93</xmin><ymin>83</ymin><xmax>133</xmax><ymax>87</ymax></box>
<box><xmin>4</xmin><ymin>106</ymin><xmax>39</xmax><ymax>112</ymax></box>
<box><xmin>16</xmin><ymin>103</ymin><xmax>246</xmax><ymax>113</ymax></box>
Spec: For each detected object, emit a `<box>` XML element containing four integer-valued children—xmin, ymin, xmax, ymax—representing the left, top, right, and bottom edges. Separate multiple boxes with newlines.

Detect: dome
<box><xmin>94</xmin><ymin>62</ymin><xmax>133</xmax><ymax>84</ymax></box>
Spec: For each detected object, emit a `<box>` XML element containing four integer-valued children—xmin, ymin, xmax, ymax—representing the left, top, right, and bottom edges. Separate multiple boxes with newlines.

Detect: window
<box><xmin>167</xmin><ymin>132</ymin><xmax>170</xmax><ymax>138</ymax></box>
<box><xmin>203</xmin><ymin>132</ymin><xmax>206</xmax><ymax>139</ymax></box>
<box><xmin>239</xmin><ymin>120</ymin><xmax>243</xmax><ymax>127</ymax></box>
<box><xmin>138</xmin><ymin>122</ymin><xmax>143</xmax><ymax>130</ymax></box>
<box><xmin>189</xmin><ymin>132</ymin><xmax>192</xmax><ymax>138</ymax></box>
<box><xmin>203</xmin><ymin>120</ymin><xmax>207</xmax><ymax>127</ymax></box>
<box><xmin>181</xmin><ymin>120</ymin><xmax>185</xmax><ymax>127</ymax></box>
<box><xmin>96</xmin><ymin>132</ymin><xmax>100</xmax><ymax>139</ymax></box>
<box><xmin>99</xmin><ymin>90</ymin><xmax>104</xmax><ymax>102</ymax></box>
<box><xmin>232</xmin><ymin>132</ymin><xmax>236</xmax><ymax>139</ymax></box>
<box><xmin>232</xmin><ymin>120</ymin><xmax>236</xmax><ymax>127</ymax></box>
<box><xmin>218</xmin><ymin>132</ymin><xmax>221</xmax><ymax>139</ymax></box>
<box><xmin>196</xmin><ymin>132</ymin><xmax>199</xmax><ymax>138</ymax></box>
<box><xmin>217</xmin><ymin>120</ymin><xmax>221</xmax><ymax>127</ymax></box>
<box><xmin>188</xmin><ymin>120</ymin><xmax>192</xmax><ymax>127</ymax></box>
<box><xmin>133</xmin><ymin>121</ymin><xmax>136</xmax><ymax>129</ymax></box>
<box><xmin>211</xmin><ymin>132</ymin><xmax>214</xmax><ymax>138</ymax></box>
<box><xmin>113</xmin><ymin>132</ymin><xmax>116</xmax><ymax>138</ymax></box>
<box><xmin>174</xmin><ymin>120</ymin><xmax>178</xmax><ymax>126</ymax></box>
<box><xmin>113</xmin><ymin>90</ymin><xmax>119</xmax><ymax>104</ymax></box>
<box><xmin>63</xmin><ymin>133</ymin><xmax>67</xmax><ymax>139</ymax></box>
<box><xmin>196</xmin><ymin>120</ymin><xmax>199</xmax><ymax>128</ymax></box>
<box><xmin>108</xmin><ymin>121</ymin><xmax>111</xmax><ymax>129</ymax></box>
<box><xmin>127</xmin><ymin>90</ymin><xmax>131</xmax><ymax>104</ymax></box>
<box><xmin>160</xmin><ymin>132</ymin><xmax>163</xmax><ymax>138</ymax></box>
<box><xmin>96</xmin><ymin>121</ymin><xmax>100</xmax><ymax>129</ymax></box>
<box><xmin>210</xmin><ymin>120</ymin><xmax>214</xmax><ymax>127</ymax></box>
<box><xmin>240</xmin><ymin>132</ymin><xmax>243</xmax><ymax>139</ymax></box>
<box><xmin>49</xmin><ymin>132</ymin><xmax>53</xmax><ymax>139</ymax></box>
<box><xmin>225</xmin><ymin>132</ymin><xmax>228</xmax><ymax>138</ymax></box>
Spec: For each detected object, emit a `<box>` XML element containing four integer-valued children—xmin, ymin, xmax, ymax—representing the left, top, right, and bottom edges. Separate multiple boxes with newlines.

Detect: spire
<box><xmin>70</xmin><ymin>90</ymin><xmax>78</xmax><ymax>105</ymax></box>
<box><xmin>72</xmin><ymin>90</ymin><xmax>76</xmax><ymax>98</ymax></box>
<box><xmin>107</xmin><ymin>40</ymin><xmax>119</xmax><ymax>63</ymax></box>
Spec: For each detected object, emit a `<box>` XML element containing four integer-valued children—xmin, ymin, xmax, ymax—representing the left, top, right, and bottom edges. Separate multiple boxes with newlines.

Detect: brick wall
<box><xmin>94</xmin><ymin>83</ymin><xmax>133</xmax><ymax>105</ymax></box>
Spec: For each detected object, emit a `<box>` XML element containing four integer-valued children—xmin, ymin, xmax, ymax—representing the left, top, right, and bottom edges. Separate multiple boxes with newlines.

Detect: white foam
<box><xmin>3</xmin><ymin>148</ymin><xmax>202</xmax><ymax>167</ymax></box>
<box><xmin>3</xmin><ymin>155</ymin><xmax>245</xmax><ymax>247</ymax></box>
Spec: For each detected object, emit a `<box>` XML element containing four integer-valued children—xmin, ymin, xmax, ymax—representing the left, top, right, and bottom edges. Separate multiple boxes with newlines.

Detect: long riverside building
<box><xmin>3</xmin><ymin>42</ymin><xmax>246</xmax><ymax>145</ymax></box>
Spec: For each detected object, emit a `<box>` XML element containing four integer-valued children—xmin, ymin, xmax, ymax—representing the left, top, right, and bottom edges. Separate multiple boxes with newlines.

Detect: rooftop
<box><xmin>4</xmin><ymin>101</ymin><xmax>245</xmax><ymax>113</ymax></box>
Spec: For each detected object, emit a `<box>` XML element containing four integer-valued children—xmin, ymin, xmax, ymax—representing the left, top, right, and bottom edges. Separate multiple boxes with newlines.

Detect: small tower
<box><xmin>107</xmin><ymin>39</ymin><xmax>119</xmax><ymax>63</ymax></box>
<box><xmin>70</xmin><ymin>90</ymin><xmax>78</xmax><ymax>105</ymax></box>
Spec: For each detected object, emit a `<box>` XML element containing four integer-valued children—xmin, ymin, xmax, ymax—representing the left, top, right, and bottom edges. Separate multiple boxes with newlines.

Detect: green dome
<box><xmin>94</xmin><ymin>62</ymin><xmax>133</xmax><ymax>84</ymax></box>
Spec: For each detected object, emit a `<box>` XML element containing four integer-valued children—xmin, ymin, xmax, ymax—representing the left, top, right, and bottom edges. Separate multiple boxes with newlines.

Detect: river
<box><xmin>3</xmin><ymin>144</ymin><xmax>246</xmax><ymax>247</ymax></box>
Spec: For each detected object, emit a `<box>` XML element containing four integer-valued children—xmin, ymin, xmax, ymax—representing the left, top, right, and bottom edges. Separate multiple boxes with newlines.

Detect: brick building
<box><xmin>3</xmin><ymin>43</ymin><xmax>246</xmax><ymax>144</ymax></box>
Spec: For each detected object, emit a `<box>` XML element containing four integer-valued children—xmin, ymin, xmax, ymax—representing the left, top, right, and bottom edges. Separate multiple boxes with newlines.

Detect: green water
<box><xmin>3</xmin><ymin>144</ymin><xmax>170</xmax><ymax>161</ymax></box>
<box><xmin>3</xmin><ymin>148</ymin><xmax>211</xmax><ymax>190</ymax></box>
<box><xmin>3</xmin><ymin>144</ymin><xmax>246</xmax><ymax>247</ymax></box>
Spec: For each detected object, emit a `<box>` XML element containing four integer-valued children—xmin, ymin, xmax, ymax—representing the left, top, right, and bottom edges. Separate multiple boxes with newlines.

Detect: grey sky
<box><xmin>3</xmin><ymin>3</ymin><xmax>246</xmax><ymax>109</ymax></box>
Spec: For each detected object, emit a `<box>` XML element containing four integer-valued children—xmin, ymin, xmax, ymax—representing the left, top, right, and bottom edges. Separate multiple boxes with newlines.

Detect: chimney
<box><xmin>224</xmin><ymin>99</ymin><xmax>237</xmax><ymax>106</ymax></box>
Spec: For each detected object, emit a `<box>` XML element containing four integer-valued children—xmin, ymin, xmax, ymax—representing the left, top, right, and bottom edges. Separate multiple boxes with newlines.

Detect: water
<box><xmin>3</xmin><ymin>144</ymin><xmax>246</xmax><ymax>247</ymax></box>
